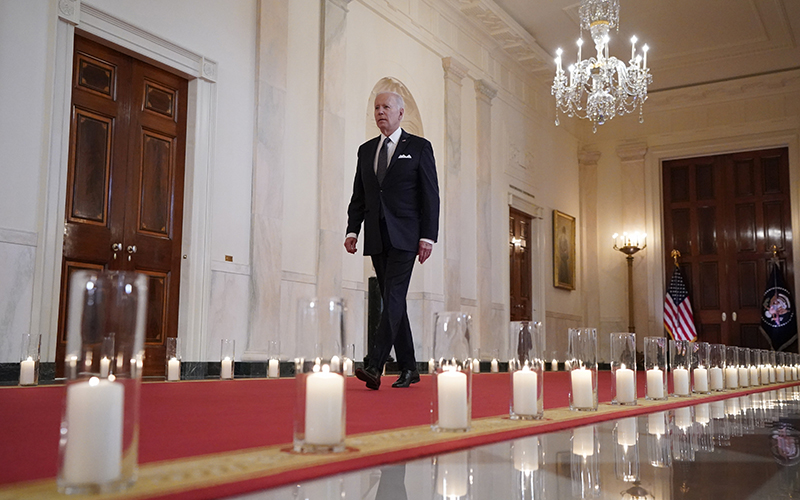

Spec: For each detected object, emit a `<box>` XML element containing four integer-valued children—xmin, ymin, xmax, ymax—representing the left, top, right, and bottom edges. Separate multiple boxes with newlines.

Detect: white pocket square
<box><xmin>398</xmin><ymin>154</ymin><xmax>412</xmax><ymax>159</ymax></box>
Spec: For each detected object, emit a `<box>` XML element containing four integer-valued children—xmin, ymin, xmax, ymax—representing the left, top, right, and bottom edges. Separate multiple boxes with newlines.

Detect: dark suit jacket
<box><xmin>346</xmin><ymin>130</ymin><xmax>440</xmax><ymax>255</ymax></box>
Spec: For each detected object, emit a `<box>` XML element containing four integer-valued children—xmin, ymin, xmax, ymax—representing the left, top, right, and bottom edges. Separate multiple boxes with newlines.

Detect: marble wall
<box><xmin>0</xmin><ymin>230</ymin><xmax>36</xmax><ymax>363</ymax></box>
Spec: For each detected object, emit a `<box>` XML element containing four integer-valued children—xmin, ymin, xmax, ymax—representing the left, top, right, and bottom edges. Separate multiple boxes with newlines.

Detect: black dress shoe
<box><xmin>355</xmin><ymin>366</ymin><xmax>381</xmax><ymax>390</ymax></box>
<box><xmin>392</xmin><ymin>369</ymin><xmax>421</xmax><ymax>388</ymax></box>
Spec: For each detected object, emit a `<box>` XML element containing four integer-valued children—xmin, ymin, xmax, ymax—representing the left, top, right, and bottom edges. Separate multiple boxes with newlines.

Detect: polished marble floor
<box><xmin>229</xmin><ymin>387</ymin><xmax>800</xmax><ymax>500</ymax></box>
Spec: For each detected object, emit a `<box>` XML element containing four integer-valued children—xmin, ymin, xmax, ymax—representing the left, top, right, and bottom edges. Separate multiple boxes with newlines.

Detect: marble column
<box><xmin>247</xmin><ymin>0</ymin><xmax>290</xmax><ymax>359</ymax></box>
<box><xmin>616</xmin><ymin>143</ymin><xmax>648</xmax><ymax>342</ymax></box>
<box><xmin>316</xmin><ymin>0</ymin><xmax>352</xmax><ymax>301</ymax></box>
<box><xmin>578</xmin><ymin>150</ymin><xmax>601</xmax><ymax>349</ymax></box>
<box><xmin>442</xmin><ymin>57</ymin><xmax>469</xmax><ymax>312</ymax></box>
<box><xmin>474</xmin><ymin>79</ymin><xmax>497</xmax><ymax>352</ymax></box>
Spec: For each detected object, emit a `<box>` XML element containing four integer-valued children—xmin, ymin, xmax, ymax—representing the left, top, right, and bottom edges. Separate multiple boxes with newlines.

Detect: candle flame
<box><xmin>89</xmin><ymin>376</ymin><xmax>100</xmax><ymax>387</ymax></box>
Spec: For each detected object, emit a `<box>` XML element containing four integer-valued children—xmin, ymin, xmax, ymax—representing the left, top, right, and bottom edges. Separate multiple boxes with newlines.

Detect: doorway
<box><xmin>55</xmin><ymin>35</ymin><xmax>188</xmax><ymax>377</ymax></box>
<box><xmin>510</xmin><ymin>207</ymin><xmax>533</xmax><ymax>321</ymax></box>
<box><xmin>662</xmin><ymin>147</ymin><xmax>793</xmax><ymax>348</ymax></box>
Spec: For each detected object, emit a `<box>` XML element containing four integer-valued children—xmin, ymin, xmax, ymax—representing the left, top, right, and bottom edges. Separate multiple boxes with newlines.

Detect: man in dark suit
<box><xmin>345</xmin><ymin>91</ymin><xmax>440</xmax><ymax>390</ymax></box>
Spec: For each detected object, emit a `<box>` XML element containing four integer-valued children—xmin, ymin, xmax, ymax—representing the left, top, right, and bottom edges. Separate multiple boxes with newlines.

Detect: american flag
<box><xmin>664</xmin><ymin>267</ymin><xmax>697</xmax><ymax>342</ymax></box>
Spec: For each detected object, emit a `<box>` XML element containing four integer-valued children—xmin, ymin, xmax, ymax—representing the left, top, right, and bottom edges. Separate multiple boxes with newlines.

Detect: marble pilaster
<box><xmin>578</xmin><ymin>150</ymin><xmax>601</xmax><ymax>355</ymax></box>
<box><xmin>442</xmin><ymin>57</ymin><xmax>468</xmax><ymax>312</ymax></box>
<box><xmin>247</xmin><ymin>0</ymin><xmax>290</xmax><ymax>359</ymax></box>
<box><xmin>474</xmin><ymin>79</ymin><xmax>497</xmax><ymax>352</ymax></box>
<box><xmin>316</xmin><ymin>0</ymin><xmax>352</xmax><ymax>301</ymax></box>
<box><xmin>616</xmin><ymin>143</ymin><xmax>648</xmax><ymax>342</ymax></box>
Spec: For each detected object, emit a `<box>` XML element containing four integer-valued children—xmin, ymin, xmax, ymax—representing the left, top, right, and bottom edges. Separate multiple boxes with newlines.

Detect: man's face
<box><xmin>374</xmin><ymin>93</ymin><xmax>404</xmax><ymax>136</ymax></box>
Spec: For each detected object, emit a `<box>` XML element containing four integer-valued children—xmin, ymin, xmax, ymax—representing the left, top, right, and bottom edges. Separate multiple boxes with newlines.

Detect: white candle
<box><xmin>304</xmin><ymin>370</ymin><xmax>344</xmax><ymax>445</ymax></box>
<box><xmin>769</xmin><ymin>366</ymin><xmax>776</xmax><ymax>383</ymax></box>
<box><xmin>513</xmin><ymin>437</ymin><xmax>539</xmax><ymax>471</ymax></box>
<box><xmin>777</xmin><ymin>366</ymin><xmax>785</xmax><ymax>382</ymax></box>
<box><xmin>739</xmin><ymin>366</ymin><xmax>750</xmax><ymax>387</ymax></box>
<box><xmin>792</xmin><ymin>366</ymin><xmax>798</xmax><ymax>380</ymax></box>
<box><xmin>570</xmin><ymin>368</ymin><xmax>594</xmax><ymax>409</ymax></box>
<box><xmin>490</xmin><ymin>359</ymin><xmax>499</xmax><ymax>373</ymax></box>
<box><xmin>436</xmin><ymin>451</ymin><xmax>468</xmax><ymax>496</ymax></box>
<box><xmin>551</xmin><ymin>359</ymin><xmax>558</xmax><ymax>371</ymax></box>
<box><xmin>62</xmin><ymin>377</ymin><xmax>124</xmax><ymax>484</ymax></box>
<box><xmin>648</xmin><ymin>412</ymin><xmax>666</xmax><ymax>435</ymax></box>
<box><xmin>673</xmin><ymin>368</ymin><xmax>690</xmax><ymax>396</ymax></box>
<box><xmin>221</xmin><ymin>356</ymin><xmax>233</xmax><ymax>379</ymax></box>
<box><xmin>760</xmin><ymin>366</ymin><xmax>770</xmax><ymax>384</ymax></box>
<box><xmin>572</xmin><ymin>426</ymin><xmax>594</xmax><ymax>456</ymax></box>
<box><xmin>513</xmin><ymin>366</ymin><xmax>538</xmax><ymax>416</ymax></box>
<box><xmin>646</xmin><ymin>368</ymin><xmax>665</xmax><ymax>399</ymax></box>
<box><xmin>472</xmin><ymin>359</ymin><xmax>480</xmax><ymax>373</ymax></box>
<box><xmin>167</xmin><ymin>358</ymin><xmax>180</xmax><ymax>381</ymax></box>
<box><xmin>19</xmin><ymin>356</ymin><xmax>35</xmax><ymax>385</ymax></box>
<box><xmin>343</xmin><ymin>358</ymin><xmax>353</xmax><ymax>376</ymax></box>
<box><xmin>615</xmin><ymin>367</ymin><xmax>635</xmax><ymax>404</ymax></box>
<box><xmin>268</xmin><ymin>359</ymin><xmax>280</xmax><ymax>378</ymax></box>
<box><xmin>709</xmin><ymin>367</ymin><xmax>724</xmax><ymax>391</ymax></box>
<box><xmin>675</xmin><ymin>407</ymin><xmax>692</xmax><ymax>429</ymax></box>
<box><xmin>438</xmin><ymin>369</ymin><xmax>469</xmax><ymax>429</ymax></box>
<box><xmin>616</xmin><ymin>417</ymin><xmax>637</xmax><ymax>446</ymax></box>
<box><xmin>695</xmin><ymin>403</ymin><xmax>710</xmax><ymax>424</ymax></box>
<box><xmin>725</xmin><ymin>367</ymin><xmax>739</xmax><ymax>389</ymax></box>
<box><xmin>750</xmin><ymin>366</ymin><xmax>759</xmax><ymax>385</ymax></box>
<box><xmin>428</xmin><ymin>358</ymin><xmax>435</xmax><ymax>374</ymax></box>
<box><xmin>711</xmin><ymin>401</ymin><xmax>725</xmax><ymax>419</ymax></box>
<box><xmin>693</xmin><ymin>367</ymin><xmax>709</xmax><ymax>393</ymax></box>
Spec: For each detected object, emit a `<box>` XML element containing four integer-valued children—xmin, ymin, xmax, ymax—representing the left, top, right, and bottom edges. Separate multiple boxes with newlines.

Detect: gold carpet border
<box><xmin>2</xmin><ymin>383</ymin><xmax>796</xmax><ymax>500</ymax></box>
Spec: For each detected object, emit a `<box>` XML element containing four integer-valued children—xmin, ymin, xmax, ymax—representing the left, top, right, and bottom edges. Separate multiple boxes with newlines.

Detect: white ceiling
<box><xmin>490</xmin><ymin>0</ymin><xmax>800</xmax><ymax>92</ymax></box>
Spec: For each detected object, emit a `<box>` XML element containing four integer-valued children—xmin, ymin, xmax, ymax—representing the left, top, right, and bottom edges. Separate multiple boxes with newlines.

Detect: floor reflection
<box><xmin>230</xmin><ymin>387</ymin><xmax>800</xmax><ymax>499</ymax></box>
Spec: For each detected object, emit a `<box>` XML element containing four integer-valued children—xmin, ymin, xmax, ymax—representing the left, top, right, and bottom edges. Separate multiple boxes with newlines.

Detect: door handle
<box><xmin>721</xmin><ymin>312</ymin><xmax>727</xmax><ymax>322</ymax></box>
<box><xmin>127</xmin><ymin>245</ymin><xmax>137</xmax><ymax>261</ymax></box>
<box><xmin>112</xmin><ymin>242</ymin><xmax>122</xmax><ymax>259</ymax></box>
<box><xmin>732</xmin><ymin>312</ymin><xmax>737</xmax><ymax>322</ymax></box>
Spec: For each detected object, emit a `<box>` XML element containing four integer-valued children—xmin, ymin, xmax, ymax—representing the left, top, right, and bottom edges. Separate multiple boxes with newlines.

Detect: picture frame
<box><xmin>553</xmin><ymin>210</ymin><xmax>576</xmax><ymax>290</ymax></box>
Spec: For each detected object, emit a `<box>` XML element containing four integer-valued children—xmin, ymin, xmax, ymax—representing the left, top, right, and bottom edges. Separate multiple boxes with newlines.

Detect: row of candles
<box><xmin>277</xmin><ymin>387</ymin><xmax>800</xmax><ymax>500</ymax></box>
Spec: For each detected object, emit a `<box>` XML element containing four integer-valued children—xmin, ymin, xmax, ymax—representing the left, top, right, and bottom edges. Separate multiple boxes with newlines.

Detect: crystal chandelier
<box><xmin>551</xmin><ymin>0</ymin><xmax>652</xmax><ymax>132</ymax></box>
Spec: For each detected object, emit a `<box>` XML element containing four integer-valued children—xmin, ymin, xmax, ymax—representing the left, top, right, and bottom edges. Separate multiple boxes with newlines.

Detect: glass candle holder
<box><xmin>614</xmin><ymin>417</ymin><xmax>639</xmax><ymax>482</ymax></box>
<box><xmin>776</xmin><ymin>352</ymin><xmax>786</xmax><ymax>382</ymax></box>
<box><xmin>343</xmin><ymin>343</ymin><xmax>355</xmax><ymax>377</ymax></box>
<box><xmin>58</xmin><ymin>270</ymin><xmax>147</xmax><ymax>494</ymax></box>
<box><xmin>669</xmin><ymin>339</ymin><xmax>691</xmax><ymax>396</ymax></box>
<box><xmin>491</xmin><ymin>348</ymin><xmax>500</xmax><ymax>373</ymax></box>
<box><xmin>738</xmin><ymin>347</ymin><xmax>750</xmax><ymax>388</ymax></box>
<box><xmin>550</xmin><ymin>351</ymin><xmax>558</xmax><ymax>372</ymax></box>
<box><xmin>165</xmin><ymin>337</ymin><xmax>181</xmax><ymax>381</ymax></box>
<box><xmin>471</xmin><ymin>348</ymin><xmax>481</xmax><ymax>373</ymax></box>
<box><xmin>610</xmin><ymin>332</ymin><xmax>637</xmax><ymax>405</ymax></box>
<box><xmin>769</xmin><ymin>350</ymin><xmax>777</xmax><ymax>383</ymax></box>
<box><xmin>220</xmin><ymin>339</ymin><xmax>235</xmax><ymax>380</ymax></box>
<box><xmin>568</xmin><ymin>328</ymin><xmax>598</xmax><ymax>411</ymax></box>
<box><xmin>433</xmin><ymin>451</ymin><xmax>470</xmax><ymax>499</ymax></box>
<box><xmin>692</xmin><ymin>341</ymin><xmax>711</xmax><ymax>394</ymax></box>
<box><xmin>99</xmin><ymin>333</ymin><xmax>115</xmax><ymax>378</ymax></box>
<box><xmin>511</xmin><ymin>436</ymin><xmax>544</xmax><ymax>499</ymax></box>
<box><xmin>19</xmin><ymin>333</ymin><xmax>41</xmax><ymax>386</ymax></box>
<box><xmin>758</xmin><ymin>350</ymin><xmax>769</xmax><ymax>385</ymax></box>
<box><xmin>571</xmin><ymin>425</ymin><xmax>600</xmax><ymax>498</ymax></box>
<box><xmin>509</xmin><ymin>321</ymin><xmax>544</xmax><ymax>420</ymax></box>
<box><xmin>725</xmin><ymin>346</ymin><xmax>739</xmax><ymax>389</ymax></box>
<box><xmin>294</xmin><ymin>297</ymin><xmax>346</xmax><ymax>453</ymax></box>
<box><xmin>268</xmin><ymin>339</ymin><xmax>281</xmax><ymax>378</ymax></box>
<box><xmin>750</xmin><ymin>349</ymin><xmax>761</xmax><ymax>386</ymax></box>
<box><xmin>709</xmin><ymin>343</ymin><xmax>725</xmax><ymax>391</ymax></box>
<box><xmin>432</xmin><ymin>312</ymin><xmax>473</xmax><ymax>432</ymax></box>
<box><xmin>644</xmin><ymin>337</ymin><xmax>668</xmax><ymax>400</ymax></box>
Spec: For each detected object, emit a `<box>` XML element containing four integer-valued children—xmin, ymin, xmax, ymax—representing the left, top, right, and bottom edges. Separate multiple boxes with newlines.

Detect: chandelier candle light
<box><xmin>552</xmin><ymin>0</ymin><xmax>652</xmax><ymax>132</ymax></box>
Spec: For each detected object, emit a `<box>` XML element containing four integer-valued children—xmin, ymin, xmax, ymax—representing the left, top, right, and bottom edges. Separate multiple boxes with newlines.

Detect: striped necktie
<box><xmin>376</xmin><ymin>137</ymin><xmax>391</xmax><ymax>184</ymax></box>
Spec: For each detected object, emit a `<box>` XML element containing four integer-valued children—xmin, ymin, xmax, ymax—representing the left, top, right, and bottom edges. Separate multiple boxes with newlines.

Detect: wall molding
<box><xmin>0</xmin><ymin>228</ymin><xmax>37</xmax><ymax>247</ymax></box>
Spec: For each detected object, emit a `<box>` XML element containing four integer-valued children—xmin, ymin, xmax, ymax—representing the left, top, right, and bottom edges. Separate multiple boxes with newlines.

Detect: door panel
<box><xmin>57</xmin><ymin>35</ymin><xmax>186</xmax><ymax>377</ymax></box>
<box><xmin>663</xmin><ymin>148</ymin><xmax>793</xmax><ymax>349</ymax></box>
<box><xmin>509</xmin><ymin>208</ymin><xmax>532</xmax><ymax>321</ymax></box>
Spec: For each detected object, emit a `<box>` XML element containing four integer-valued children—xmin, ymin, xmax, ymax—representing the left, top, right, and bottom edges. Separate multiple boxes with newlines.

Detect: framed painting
<box><xmin>553</xmin><ymin>210</ymin><xmax>576</xmax><ymax>290</ymax></box>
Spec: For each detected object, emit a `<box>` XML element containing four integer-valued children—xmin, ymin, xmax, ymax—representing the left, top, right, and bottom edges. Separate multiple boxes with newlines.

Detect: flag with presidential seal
<box><xmin>761</xmin><ymin>263</ymin><xmax>797</xmax><ymax>351</ymax></box>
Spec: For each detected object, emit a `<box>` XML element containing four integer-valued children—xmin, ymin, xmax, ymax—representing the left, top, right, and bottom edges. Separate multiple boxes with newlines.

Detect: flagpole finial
<box><xmin>671</xmin><ymin>249</ymin><xmax>681</xmax><ymax>268</ymax></box>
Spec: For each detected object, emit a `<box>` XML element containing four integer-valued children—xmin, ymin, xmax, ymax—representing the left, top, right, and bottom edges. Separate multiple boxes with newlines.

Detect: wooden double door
<box><xmin>509</xmin><ymin>208</ymin><xmax>533</xmax><ymax>321</ymax></box>
<box><xmin>56</xmin><ymin>35</ymin><xmax>187</xmax><ymax>376</ymax></box>
<box><xmin>662</xmin><ymin>148</ymin><xmax>793</xmax><ymax>348</ymax></box>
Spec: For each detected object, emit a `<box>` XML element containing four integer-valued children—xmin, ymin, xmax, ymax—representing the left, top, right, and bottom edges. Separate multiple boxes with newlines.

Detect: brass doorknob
<box><xmin>127</xmin><ymin>245</ymin><xmax>137</xmax><ymax>254</ymax></box>
<box><xmin>112</xmin><ymin>243</ymin><xmax>122</xmax><ymax>252</ymax></box>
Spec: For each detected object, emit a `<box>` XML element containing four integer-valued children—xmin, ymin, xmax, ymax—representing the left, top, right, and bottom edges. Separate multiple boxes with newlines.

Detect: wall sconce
<box><xmin>511</xmin><ymin>236</ymin><xmax>526</xmax><ymax>249</ymax></box>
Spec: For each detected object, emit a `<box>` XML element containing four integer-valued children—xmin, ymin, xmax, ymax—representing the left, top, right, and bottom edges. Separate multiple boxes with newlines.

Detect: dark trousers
<box><xmin>370</xmin><ymin>219</ymin><xmax>417</xmax><ymax>372</ymax></box>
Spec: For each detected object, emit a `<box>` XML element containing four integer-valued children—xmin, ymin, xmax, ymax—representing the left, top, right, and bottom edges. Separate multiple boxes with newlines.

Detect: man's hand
<box><xmin>344</xmin><ymin>236</ymin><xmax>358</xmax><ymax>254</ymax></box>
<box><xmin>418</xmin><ymin>241</ymin><xmax>432</xmax><ymax>264</ymax></box>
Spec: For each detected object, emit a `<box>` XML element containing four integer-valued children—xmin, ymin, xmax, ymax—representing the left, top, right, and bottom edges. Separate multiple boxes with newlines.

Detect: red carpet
<box><xmin>0</xmin><ymin>370</ymin><xmax>788</xmax><ymax>489</ymax></box>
